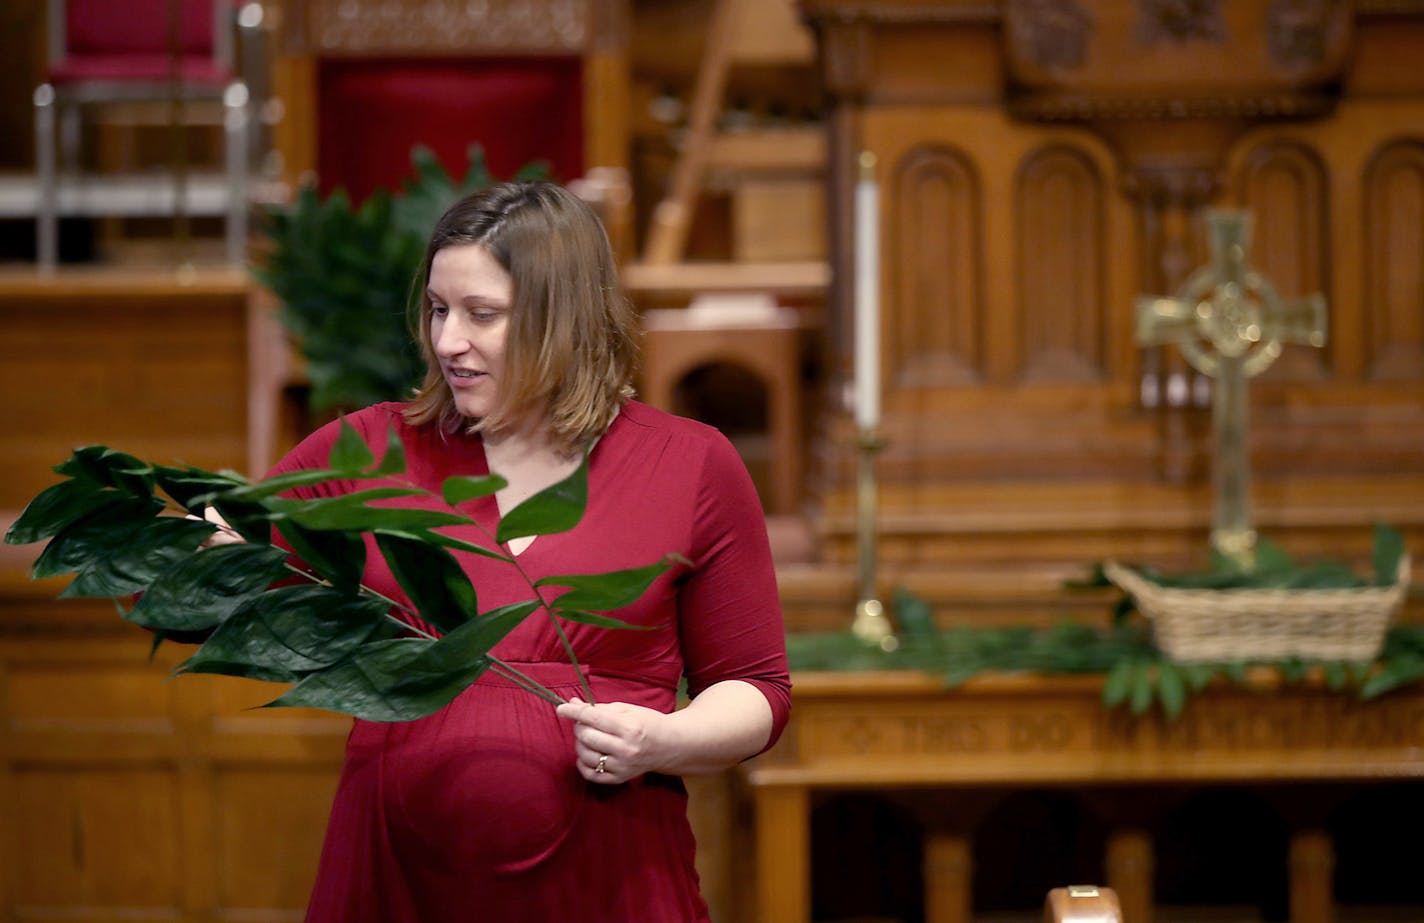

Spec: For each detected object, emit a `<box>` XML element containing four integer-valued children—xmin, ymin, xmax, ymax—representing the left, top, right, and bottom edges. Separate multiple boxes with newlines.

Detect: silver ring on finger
<box><xmin>595</xmin><ymin>754</ymin><xmax>608</xmax><ymax>774</ymax></box>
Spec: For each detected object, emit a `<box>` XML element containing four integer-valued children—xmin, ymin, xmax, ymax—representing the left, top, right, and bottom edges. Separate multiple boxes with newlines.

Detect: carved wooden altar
<box><xmin>745</xmin><ymin>671</ymin><xmax>1424</xmax><ymax>923</ymax></box>
<box><xmin>799</xmin><ymin>0</ymin><xmax>1424</xmax><ymax>576</ymax></box>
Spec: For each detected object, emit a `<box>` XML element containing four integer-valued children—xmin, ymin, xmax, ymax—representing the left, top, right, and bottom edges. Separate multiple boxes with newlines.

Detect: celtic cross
<box><xmin>1136</xmin><ymin>209</ymin><xmax>1328</xmax><ymax>568</ymax></box>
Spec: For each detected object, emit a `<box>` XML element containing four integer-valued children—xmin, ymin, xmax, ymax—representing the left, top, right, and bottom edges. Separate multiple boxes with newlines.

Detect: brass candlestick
<box><xmin>851</xmin><ymin>427</ymin><xmax>897</xmax><ymax>651</ymax></box>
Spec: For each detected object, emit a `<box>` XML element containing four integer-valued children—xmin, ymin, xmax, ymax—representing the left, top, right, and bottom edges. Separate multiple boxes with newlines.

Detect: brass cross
<box><xmin>1136</xmin><ymin>209</ymin><xmax>1328</xmax><ymax>568</ymax></box>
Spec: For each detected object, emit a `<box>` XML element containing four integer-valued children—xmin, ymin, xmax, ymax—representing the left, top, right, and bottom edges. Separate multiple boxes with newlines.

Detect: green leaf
<box><xmin>1157</xmin><ymin>661</ymin><xmax>1186</xmax><ymax>720</ymax></box>
<box><xmin>1182</xmin><ymin>664</ymin><xmax>1216</xmax><ymax>692</ymax></box>
<box><xmin>538</xmin><ymin>557</ymin><xmax>678</xmax><ymax>612</ymax></box>
<box><xmin>372</xmin><ymin>423</ymin><xmax>407</xmax><ymax>475</ymax></box>
<box><xmin>1253</xmin><ymin>538</ymin><xmax>1295</xmax><ymax>575</ymax></box>
<box><xmin>265</xmin><ymin>637</ymin><xmax>484</xmax><ymax>722</ymax></box>
<box><xmin>5</xmin><ymin>478</ymin><xmax>120</xmax><ymax>545</ymax></box>
<box><xmin>892</xmin><ymin>586</ymin><xmax>939</xmax><ymax>641</ymax></box>
<box><xmin>62</xmin><ymin>516</ymin><xmax>215</xmax><ymax>599</ymax></box>
<box><xmin>127</xmin><ymin>543</ymin><xmax>293</xmax><ymax>632</ymax></box>
<box><xmin>283</xmin><ymin>491</ymin><xmax>468</xmax><ymax>532</ymax></box>
<box><xmin>1360</xmin><ymin>656</ymin><xmax>1424</xmax><ymax>699</ymax></box>
<box><xmin>329</xmin><ymin>417</ymin><xmax>375</xmax><ymax>472</ymax></box>
<box><xmin>377</xmin><ymin>528</ymin><xmax>512</xmax><ymax>563</ymax></box>
<box><xmin>387</xmin><ymin>599</ymin><xmax>542</xmax><ymax>693</ymax></box>
<box><xmin>496</xmin><ymin>452</ymin><xmax>588</xmax><ymax>544</ymax></box>
<box><xmin>553</xmin><ymin>608</ymin><xmax>655</xmax><ymax>631</ymax></box>
<box><xmin>221</xmin><ymin>468</ymin><xmax>342</xmax><ymax>502</ymax></box>
<box><xmin>276</xmin><ymin>520</ymin><xmax>367</xmax><ymax>595</ymax></box>
<box><xmin>178</xmin><ymin>585</ymin><xmax>391</xmax><ymax>676</ymax></box>
<box><xmin>54</xmin><ymin>446</ymin><xmax>154</xmax><ymax>497</ymax></box>
<box><xmin>174</xmin><ymin>656</ymin><xmax>300</xmax><ymax>684</ymax></box>
<box><xmin>1323</xmin><ymin>662</ymin><xmax>1347</xmax><ymax>690</ymax></box>
<box><xmin>374</xmin><ymin>532</ymin><xmax>478</xmax><ymax>633</ymax></box>
<box><xmin>152</xmin><ymin>466</ymin><xmax>248</xmax><ymax>512</ymax></box>
<box><xmin>1103</xmin><ymin>660</ymin><xmax>1134</xmax><ymax>709</ymax></box>
<box><xmin>1128</xmin><ymin>662</ymin><xmax>1154</xmax><ymax>716</ymax></box>
<box><xmin>31</xmin><ymin>496</ymin><xmax>167</xmax><ymax>579</ymax></box>
<box><xmin>1373</xmin><ymin>523</ymin><xmax>1406</xmax><ymax>586</ymax></box>
<box><xmin>442</xmin><ymin>474</ymin><xmax>507</xmax><ymax>506</ymax></box>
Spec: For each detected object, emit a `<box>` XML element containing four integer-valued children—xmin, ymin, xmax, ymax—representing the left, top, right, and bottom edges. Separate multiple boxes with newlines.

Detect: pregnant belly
<box><xmin>365</xmin><ymin>678</ymin><xmax>586</xmax><ymax>876</ymax></box>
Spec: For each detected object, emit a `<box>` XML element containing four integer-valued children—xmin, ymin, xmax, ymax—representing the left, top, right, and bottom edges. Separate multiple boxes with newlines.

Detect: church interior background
<box><xmin>1</xmin><ymin>1</ymin><xmax>1423</xmax><ymax>921</ymax></box>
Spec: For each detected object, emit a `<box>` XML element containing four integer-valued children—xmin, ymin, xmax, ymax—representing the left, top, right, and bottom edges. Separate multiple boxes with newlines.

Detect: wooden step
<box><xmin>620</xmin><ymin>259</ymin><xmax>829</xmax><ymax>298</ymax></box>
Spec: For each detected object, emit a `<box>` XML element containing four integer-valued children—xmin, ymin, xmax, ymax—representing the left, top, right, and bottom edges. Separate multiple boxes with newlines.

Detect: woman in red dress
<box><xmin>255</xmin><ymin>182</ymin><xmax>791</xmax><ymax>922</ymax></box>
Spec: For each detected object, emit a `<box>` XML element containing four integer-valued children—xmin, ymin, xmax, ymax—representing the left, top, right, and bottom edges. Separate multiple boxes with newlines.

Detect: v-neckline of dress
<box><xmin>466</xmin><ymin>410</ymin><xmax>619</xmax><ymax>560</ymax></box>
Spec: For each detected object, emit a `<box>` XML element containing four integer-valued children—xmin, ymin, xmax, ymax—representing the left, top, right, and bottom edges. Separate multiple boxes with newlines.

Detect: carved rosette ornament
<box><xmin>1267</xmin><ymin>0</ymin><xmax>1349</xmax><ymax>71</ymax></box>
<box><xmin>1135</xmin><ymin>0</ymin><xmax>1226</xmax><ymax>45</ymax></box>
<box><xmin>1006</xmin><ymin>0</ymin><xmax>1096</xmax><ymax>71</ymax></box>
<box><xmin>309</xmin><ymin>0</ymin><xmax>592</xmax><ymax>54</ymax></box>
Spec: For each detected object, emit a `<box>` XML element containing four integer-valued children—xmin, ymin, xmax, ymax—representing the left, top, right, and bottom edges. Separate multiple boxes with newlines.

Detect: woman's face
<box><xmin>428</xmin><ymin>243</ymin><xmax>514</xmax><ymax>422</ymax></box>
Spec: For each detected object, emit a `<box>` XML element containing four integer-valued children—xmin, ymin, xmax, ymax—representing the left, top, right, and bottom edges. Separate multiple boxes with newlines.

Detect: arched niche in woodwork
<box><xmin>1362</xmin><ymin>138</ymin><xmax>1424</xmax><ymax>381</ymax></box>
<box><xmin>1013</xmin><ymin>144</ymin><xmax>1108</xmax><ymax>384</ymax></box>
<box><xmin>1234</xmin><ymin>138</ymin><xmax>1332</xmax><ymax>382</ymax></box>
<box><xmin>888</xmin><ymin>144</ymin><xmax>985</xmax><ymax>390</ymax></box>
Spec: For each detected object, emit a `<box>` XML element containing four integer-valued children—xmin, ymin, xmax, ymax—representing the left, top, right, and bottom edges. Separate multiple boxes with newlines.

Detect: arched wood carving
<box><xmin>1363</xmin><ymin>139</ymin><xmax>1424</xmax><ymax>381</ymax></box>
<box><xmin>890</xmin><ymin>145</ymin><xmax>984</xmax><ymax>388</ymax></box>
<box><xmin>1014</xmin><ymin>144</ymin><xmax>1107</xmax><ymax>383</ymax></box>
<box><xmin>1236</xmin><ymin>138</ymin><xmax>1332</xmax><ymax>381</ymax></box>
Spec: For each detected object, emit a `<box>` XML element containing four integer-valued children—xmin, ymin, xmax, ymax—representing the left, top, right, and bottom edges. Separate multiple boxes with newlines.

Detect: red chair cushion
<box><xmin>315</xmin><ymin>57</ymin><xmax>585</xmax><ymax>203</ymax></box>
<box><xmin>65</xmin><ymin>0</ymin><xmax>217</xmax><ymax>57</ymax></box>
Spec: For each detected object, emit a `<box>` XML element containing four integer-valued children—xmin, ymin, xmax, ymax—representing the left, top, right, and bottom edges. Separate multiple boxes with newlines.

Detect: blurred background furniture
<box><xmin>33</xmin><ymin>0</ymin><xmax>263</xmax><ymax>269</ymax></box>
<box><xmin>268</xmin><ymin>0</ymin><xmax>633</xmax><ymax>255</ymax></box>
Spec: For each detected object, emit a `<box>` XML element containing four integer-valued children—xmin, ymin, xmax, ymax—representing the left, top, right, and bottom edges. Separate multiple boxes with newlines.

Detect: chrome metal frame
<box><xmin>33</xmin><ymin>0</ymin><xmax>259</xmax><ymax>270</ymax></box>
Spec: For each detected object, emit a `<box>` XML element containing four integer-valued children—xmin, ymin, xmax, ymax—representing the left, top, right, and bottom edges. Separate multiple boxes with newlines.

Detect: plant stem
<box><xmin>488</xmin><ymin>657</ymin><xmax>567</xmax><ymax>705</ymax></box>
<box><xmin>506</xmin><ymin>554</ymin><xmax>596</xmax><ymax>705</ymax></box>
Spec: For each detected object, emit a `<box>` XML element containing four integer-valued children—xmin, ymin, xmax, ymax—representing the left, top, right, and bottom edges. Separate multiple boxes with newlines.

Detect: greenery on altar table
<box><xmin>786</xmin><ymin>525</ymin><xmax>1420</xmax><ymax>720</ymax></box>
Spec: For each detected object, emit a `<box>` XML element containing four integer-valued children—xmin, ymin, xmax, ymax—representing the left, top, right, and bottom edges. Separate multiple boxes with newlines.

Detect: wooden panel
<box><xmin>212</xmin><ymin>770</ymin><xmax>338</xmax><ymax>914</ymax></box>
<box><xmin>733</xmin><ymin>178</ymin><xmax>827</xmax><ymax>262</ymax></box>
<box><xmin>889</xmin><ymin>143</ymin><xmax>984</xmax><ymax>387</ymax></box>
<box><xmin>7</xmin><ymin>662</ymin><xmax>175</xmax><ymax>733</ymax></box>
<box><xmin>11</xmin><ymin>768</ymin><xmax>183</xmax><ymax>912</ymax></box>
<box><xmin>0</xmin><ymin>625</ymin><xmax>349</xmax><ymax>923</ymax></box>
<box><xmin>1363</xmin><ymin>139</ymin><xmax>1424</xmax><ymax>381</ymax></box>
<box><xmin>1236</xmin><ymin>139</ymin><xmax>1332</xmax><ymax>382</ymax></box>
<box><xmin>1015</xmin><ymin>143</ymin><xmax>1108</xmax><ymax>383</ymax></box>
<box><xmin>0</xmin><ymin>270</ymin><xmax>251</xmax><ymax>510</ymax></box>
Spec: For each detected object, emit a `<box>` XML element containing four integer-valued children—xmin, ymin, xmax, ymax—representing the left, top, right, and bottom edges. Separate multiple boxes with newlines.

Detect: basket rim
<box><xmin>1102</xmin><ymin>555</ymin><xmax>1412</xmax><ymax>601</ymax></box>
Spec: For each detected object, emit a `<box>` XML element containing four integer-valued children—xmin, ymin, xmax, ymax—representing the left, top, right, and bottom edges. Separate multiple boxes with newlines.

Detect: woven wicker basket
<box><xmin>1102</xmin><ymin>558</ymin><xmax>1411</xmax><ymax>663</ymax></box>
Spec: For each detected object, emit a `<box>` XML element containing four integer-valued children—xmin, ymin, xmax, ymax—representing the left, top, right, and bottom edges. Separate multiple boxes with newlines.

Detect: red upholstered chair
<box><xmin>33</xmin><ymin>0</ymin><xmax>258</xmax><ymax>268</ymax></box>
<box><xmin>315</xmin><ymin>57</ymin><xmax>584</xmax><ymax>204</ymax></box>
<box><xmin>268</xmin><ymin>0</ymin><xmax>632</xmax><ymax>255</ymax></box>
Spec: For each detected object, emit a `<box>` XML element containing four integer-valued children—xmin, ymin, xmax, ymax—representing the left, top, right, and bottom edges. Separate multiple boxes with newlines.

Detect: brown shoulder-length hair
<box><xmin>403</xmin><ymin>182</ymin><xmax>638</xmax><ymax>453</ymax></box>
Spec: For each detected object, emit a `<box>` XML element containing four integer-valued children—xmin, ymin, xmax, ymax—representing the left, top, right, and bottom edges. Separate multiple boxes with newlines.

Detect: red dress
<box><xmin>268</xmin><ymin>401</ymin><xmax>792</xmax><ymax>923</ymax></box>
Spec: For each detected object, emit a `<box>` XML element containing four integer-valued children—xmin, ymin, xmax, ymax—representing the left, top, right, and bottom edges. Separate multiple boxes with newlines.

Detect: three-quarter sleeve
<box><xmin>676</xmin><ymin>430</ymin><xmax>792</xmax><ymax>753</ymax></box>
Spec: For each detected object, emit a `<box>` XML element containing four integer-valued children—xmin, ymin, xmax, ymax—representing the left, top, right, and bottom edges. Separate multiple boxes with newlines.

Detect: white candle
<box><xmin>853</xmin><ymin>150</ymin><xmax>880</xmax><ymax>432</ymax></box>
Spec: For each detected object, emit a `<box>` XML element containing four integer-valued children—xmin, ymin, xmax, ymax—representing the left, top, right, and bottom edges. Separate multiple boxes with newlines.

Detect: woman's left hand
<box><xmin>555</xmin><ymin>697</ymin><xmax>672</xmax><ymax>785</ymax></box>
